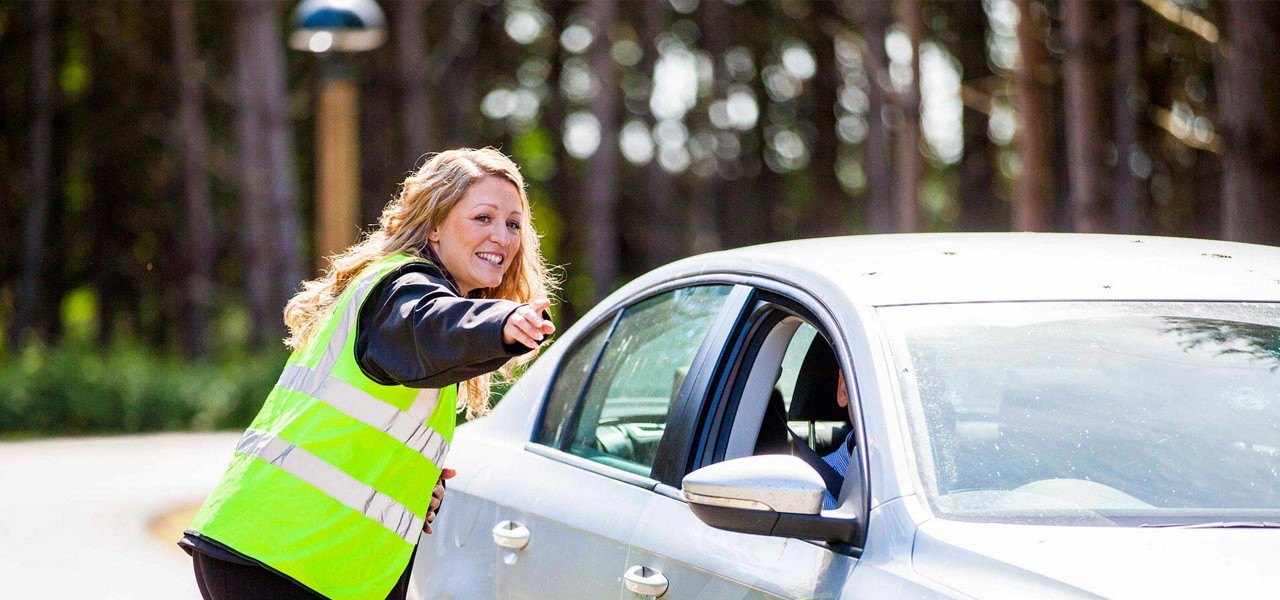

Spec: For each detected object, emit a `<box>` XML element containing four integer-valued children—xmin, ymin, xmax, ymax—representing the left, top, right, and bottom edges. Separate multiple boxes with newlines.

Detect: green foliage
<box><xmin>59</xmin><ymin>29</ymin><xmax>90</xmax><ymax>99</ymax></box>
<box><xmin>0</xmin><ymin>340</ymin><xmax>286</xmax><ymax>437</ymax></box>
<box><xmin>59</xmin><ymin>287</ymin><xmax>98</xmax><ymax>343</ymax></box>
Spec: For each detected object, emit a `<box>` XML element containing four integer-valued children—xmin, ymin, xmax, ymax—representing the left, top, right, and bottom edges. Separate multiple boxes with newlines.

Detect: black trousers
<box><xmin>192</xmin><ymin>548</ymin><xmax>414</xmax><ymax>600</ymax></box>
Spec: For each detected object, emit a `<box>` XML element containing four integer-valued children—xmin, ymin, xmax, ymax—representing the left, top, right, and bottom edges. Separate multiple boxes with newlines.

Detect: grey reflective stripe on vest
<box><xmin>276</xmin><ymin>365</ymin><xmax>450</xmax><ymax>467</ymax></box>
<box><xmin>236</xmin><ymin>429</ymin><xmax>424</xmax><ymax>544</ymax></box>
<box><xmin>317</xmin><ymin>275</ymin><xmax>379</xmax><ymax>376</ymax></box>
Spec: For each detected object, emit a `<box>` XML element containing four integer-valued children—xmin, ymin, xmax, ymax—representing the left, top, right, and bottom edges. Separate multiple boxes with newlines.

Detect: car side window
<box><xmin>537</xmin><ymin>322</ymin><xmax>611</xmax><ymax>446</ymax></box>
<box><xmin>562</xmin><ymin>285</ymin><xmax>732</xmax><ymax>477</ymax></box>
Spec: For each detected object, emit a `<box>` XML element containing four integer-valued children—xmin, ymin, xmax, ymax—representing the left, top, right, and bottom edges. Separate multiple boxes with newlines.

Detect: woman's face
<box><xmin>428</xmin><ymin>176</ymin><xmax>523</xmax><ymax>295</ymax></box>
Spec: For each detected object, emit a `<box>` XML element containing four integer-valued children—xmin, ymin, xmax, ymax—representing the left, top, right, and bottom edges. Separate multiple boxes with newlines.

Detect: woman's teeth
<box><xmin>477</xmin><ymin>252</ymin><xmax>503</xmax><ymax>265</ymax></box>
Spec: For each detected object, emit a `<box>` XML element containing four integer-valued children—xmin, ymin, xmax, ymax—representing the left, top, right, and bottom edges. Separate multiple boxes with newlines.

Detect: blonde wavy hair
<box><xmin>284</xmin><ymin>148</ymin><xmax>556</xmax><ymax>419</ymax></box>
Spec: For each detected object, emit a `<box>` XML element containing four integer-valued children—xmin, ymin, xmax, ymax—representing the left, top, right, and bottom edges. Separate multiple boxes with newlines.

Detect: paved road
<box><xmin>0</xmin><ymin>432</ymin><xmax>240</xmax><ymax>599</ymax></box>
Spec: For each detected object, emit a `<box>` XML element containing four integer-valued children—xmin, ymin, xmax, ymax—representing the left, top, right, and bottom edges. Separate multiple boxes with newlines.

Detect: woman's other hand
<box><xmin>502</xmin><ymin>298</ymin><xmax>556</xmax><ymax>349</ymax></box>
<box><xmin>424</xmin><ymin>468</ymin><xmax>457</xmax><ymax>534</ymax></box>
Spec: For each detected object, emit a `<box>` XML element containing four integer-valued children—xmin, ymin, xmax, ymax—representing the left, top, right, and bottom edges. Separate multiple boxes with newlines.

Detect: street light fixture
<box><xmin>289</xmin><ymin>0</ymin><xmax>386</xmax><ymax>268</ymax></box>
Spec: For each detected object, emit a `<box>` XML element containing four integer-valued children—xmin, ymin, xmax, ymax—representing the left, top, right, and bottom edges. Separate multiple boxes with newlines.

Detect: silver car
<box><xmin>411</xmin><ymin>233</ymin><xmax>1280</xmax><ymax>599</ymax></box>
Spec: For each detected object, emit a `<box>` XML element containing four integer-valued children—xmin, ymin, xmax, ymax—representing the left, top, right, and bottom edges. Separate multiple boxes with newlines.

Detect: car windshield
<box><xmin>879</xmin><ymin>301</ymin><xmax>1280</xmax><ymax>526</ymax></box>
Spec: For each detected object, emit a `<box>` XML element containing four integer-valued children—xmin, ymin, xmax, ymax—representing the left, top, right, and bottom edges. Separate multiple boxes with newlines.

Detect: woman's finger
<box><xmin>508</xmin><ymin>321</ymin><xmax>538</xmax><ymax>348</ymax></box>
<box><xmin>504</xmin><ymin>315</ymin><xmax>538</xmax><ymax>348</ymax></box>
<box><xmin>512</xmin><ymin>313</ymin><xmax>543</xmax><ymax>343</ymax></box>
<box><xmin>440</xmin><ymin>468</ymin><xmax>457</xmax><ymax>480</ymax></box>
<box><xmin>517</xmin><ymin>332</ymin><xmax>539</xmax><ymax>349</ymax></box>
<box><xmin>516</xmin><ymin>313</ymin><xmax>544</xmax><ymax>341</ymax></box>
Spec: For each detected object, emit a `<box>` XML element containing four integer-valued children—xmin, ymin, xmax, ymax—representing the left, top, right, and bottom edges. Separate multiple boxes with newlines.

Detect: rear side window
<box><xmin>540</xmin><ymin>285</ymin><xmax>732</xmax><ymax>477</ymax></box>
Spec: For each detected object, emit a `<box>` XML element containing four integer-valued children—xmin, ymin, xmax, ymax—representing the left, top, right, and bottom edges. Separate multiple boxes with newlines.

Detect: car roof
<box><xmin>645</xmin><ymin>233</ymin><xmax>1280</xmax><ymax>306</ymax></box>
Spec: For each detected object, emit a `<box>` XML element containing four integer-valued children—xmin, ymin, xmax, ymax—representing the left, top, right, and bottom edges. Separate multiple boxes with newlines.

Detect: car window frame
<box><xmin>684</xmin><ymin>278</ymin><xmax>873</xmax><ymax>551</ymax></box>
<box><xmin>526</xmin><ymin>279</ymin><xmax>754</xmax><ymax>490</ymax></box>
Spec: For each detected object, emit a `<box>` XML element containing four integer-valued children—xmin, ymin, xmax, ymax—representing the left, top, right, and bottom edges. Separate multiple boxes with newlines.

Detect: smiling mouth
<box><xmin>476</xmin><ymin>252</ymin><xmax>504</xmax><ymax>266</ymax></box>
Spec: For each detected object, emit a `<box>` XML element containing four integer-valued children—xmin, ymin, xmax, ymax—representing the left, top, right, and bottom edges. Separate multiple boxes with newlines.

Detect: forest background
<box><xmin>2</xmin><ymin>0</ymin><xmax>1278</xmax><ymax>436</ymax></box>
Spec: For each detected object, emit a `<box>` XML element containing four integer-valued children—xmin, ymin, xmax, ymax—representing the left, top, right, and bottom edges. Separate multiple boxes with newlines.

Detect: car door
<box><xmin>621</xmin><ymin>292</ymin><xmax>864</xmax><ymax>599</ymax></box>
<box><xmin>487</xmin><ymin>283</ymin><xmax>744</xmax><ymax>599</ymax></box>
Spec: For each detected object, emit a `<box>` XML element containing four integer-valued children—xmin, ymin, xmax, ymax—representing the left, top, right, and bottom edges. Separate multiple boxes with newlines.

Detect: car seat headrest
<box><xmin>787</xmin><ymin>336</ymin><xmax>848</xmax><ymax>423</ymax></box>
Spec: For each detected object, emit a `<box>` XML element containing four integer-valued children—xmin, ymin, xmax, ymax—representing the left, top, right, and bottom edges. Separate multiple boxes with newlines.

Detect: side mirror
<box><xmin>681</xmin><ymin>455</ymin><xmax>859</xmax><ymax>544</ymax></box>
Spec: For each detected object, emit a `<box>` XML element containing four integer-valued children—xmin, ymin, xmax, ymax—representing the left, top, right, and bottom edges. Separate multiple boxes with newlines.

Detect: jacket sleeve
<box><xmin>355</xmin><ymin>263</ymin><xmax>540</xmax><ymax>388</ymax></box>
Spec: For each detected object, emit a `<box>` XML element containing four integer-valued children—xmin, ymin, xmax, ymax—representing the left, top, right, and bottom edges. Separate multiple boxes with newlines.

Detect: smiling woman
<box><xmin>428</xmin><ymin>176</ymin><xmax>525</xmax><ymax>296</ymax></box>
<box><xmin>179</xmin><ymin>148</ymin><xmax>559</xmax><ymax>600</ymax></box>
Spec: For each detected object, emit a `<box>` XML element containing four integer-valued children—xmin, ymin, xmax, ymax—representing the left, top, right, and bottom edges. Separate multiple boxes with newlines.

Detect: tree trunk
<box><xmin>1113</xmin><ymin>0</ymin><xmax>1143</xmax><ymax>234</ymax></box>
<box><xmin>234</xmin><ymin>0</ymin><xmax>282</xmax><ymax>348</ymax></box>
<box><xmin>1219</xmin><ymin>0</ymin><xmax>1280</xmax><ymax>245</ymax></box>
<box><xmin>12</xmin><ymin>0</ymin><xmax>55</xmax><ymax>348</ymax></box>
<box><xmin>1012</xmin><ymin>0</ymin><xmax>1054</xmax><ymax>231</ymax></box>
<box><xmin>803</xmin><ymin>4</ymin><xmax>849</xmax><ymax>237</ymax></box>
<box><xmin>858</xmin><ymin>0</ymin><xmax>894</xmax><ymax>233</ymax></box>
<box><xmin>893</xmin><ymin>0</ymin><xmax>923</xmax><ymax>232</ymax></box>
<box><xmin>396</xmin><ymin>0</ymin><xmax>435</xmax><ymax>166</ymax></box>
<box><xmin>585</xmin><ymin>0</ymin><xmax>620</xmax><ymax>301</ymax></box>
<box><xmin>171</xmin><ymin>0</ymin><xmax>216</xmax><ymax>359</ymax></box>
<box><xmin>954</xmin><ymin>0</ymin><xmax>1003</xmax><ymax>231</ymax></box>
<box><xmin>1062</xmin><ymin>0</ymin><xmax>1109</xmax><ymax>232</ymax></box>
<box><xmin>440</xmin><ymin>1</ymin><xmax>481</xmax><ymax>147</ymax></box>
<box><xmin>361</xmin><ymin>47</ymin><xmax>399</xmax><ymax>226</ymax></box>
<box><xmin>257</xmin><ymin>3</ymin><xmax>304</xmax><ymax>314</ymax></box>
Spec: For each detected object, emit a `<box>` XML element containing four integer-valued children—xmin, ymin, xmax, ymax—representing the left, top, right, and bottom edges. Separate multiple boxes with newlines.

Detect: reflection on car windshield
<box><xmin>880</xmin><ymin>301</ymin><xmax>1280</xmax><ymax>526</ymax></box>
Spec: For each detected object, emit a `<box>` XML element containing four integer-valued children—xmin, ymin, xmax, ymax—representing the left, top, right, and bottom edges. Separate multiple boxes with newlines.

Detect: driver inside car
<box><xmin>820</xmin><ymin>370</ymin><xmax>855</xmax><ymax>509</ymax></box>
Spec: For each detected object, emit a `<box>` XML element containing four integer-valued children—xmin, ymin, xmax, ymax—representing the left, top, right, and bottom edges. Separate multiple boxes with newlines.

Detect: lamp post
<box><xmin>289</xmin><ymin>0</ymin><xmax>386</xmax><ymax>268</ymax></box>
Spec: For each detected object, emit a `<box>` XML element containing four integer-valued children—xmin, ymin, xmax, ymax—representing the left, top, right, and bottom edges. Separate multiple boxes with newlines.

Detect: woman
<box><xmin>180</xmin><ymin>148</ymin><xmax>557</xmax><ymax>600</ymax></box>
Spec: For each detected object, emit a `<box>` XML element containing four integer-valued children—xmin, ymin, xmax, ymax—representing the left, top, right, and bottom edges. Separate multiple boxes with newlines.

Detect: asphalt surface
<box><xmin>0</xmin><ymin>432</ymin><xmax>240</xmax><ymax>599</ymax></box>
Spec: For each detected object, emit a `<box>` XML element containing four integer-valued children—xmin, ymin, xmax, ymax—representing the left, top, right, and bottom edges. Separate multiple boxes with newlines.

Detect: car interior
<box><xmin>719</xmin><ymin>316</ymin><xmax>853</xmax><ymax>502</ymax></box>
<box><xmin>755</xmin><ymin>335</ymin><xmax>851</xmax><ymax>458</ymax></box>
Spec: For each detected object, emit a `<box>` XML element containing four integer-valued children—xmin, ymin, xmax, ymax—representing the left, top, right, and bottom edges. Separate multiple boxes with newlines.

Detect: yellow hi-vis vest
<box><xmin>188</xmin><ymin>253</ymin><xmax>457</xmax><ymax>599</ymax></box>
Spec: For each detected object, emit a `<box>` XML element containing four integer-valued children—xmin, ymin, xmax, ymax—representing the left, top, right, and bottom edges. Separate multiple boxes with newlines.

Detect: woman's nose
<box><xmin>490</xmin><ymin>225</ymin><xmax>513</xmax><ymax>245</ymax></box>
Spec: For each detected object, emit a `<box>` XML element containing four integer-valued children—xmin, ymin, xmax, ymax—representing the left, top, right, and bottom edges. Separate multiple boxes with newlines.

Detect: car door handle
<box><xmin>491</xmin><ymin>520</ymin><xmax>530</xmax><ymax>550</ymax></box>
<box><xmin>623</xmin><ymin>565</ymin><xmax>669</xmax><ymax>597</ymax></box>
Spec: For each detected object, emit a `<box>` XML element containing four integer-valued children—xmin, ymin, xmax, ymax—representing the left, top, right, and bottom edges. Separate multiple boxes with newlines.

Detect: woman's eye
<box><xmin>507</xmin><ymin>221</ymin><xmax>521</xmax><ymax>231</ymax></box>
<box><xmin>475</xmin><ymin>215</ymin><xmax>491</xmax><ymax>223</ymax></box>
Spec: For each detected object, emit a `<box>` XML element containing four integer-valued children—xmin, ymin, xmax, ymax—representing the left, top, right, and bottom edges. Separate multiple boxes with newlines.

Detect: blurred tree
<box><xmin>86</xmin><ymin>0</ymin><xmax>171</xmax><ymax>346</ymax></box>
<box><xmin>854</xmin><ymin>0</ymin><xmax>895</xmax><ymax>233</ymax></box>
<box><xmin>1112</xmin><ymin>0</ymin><xmax>1144</xmax><ymax>234</ymax></box>
<box><xmin>637</xmin><ymin>0</ymin><xmax>681</xmax><ymax>270</ymax></box>
<box><xmin>6</xmin><ymin>0</ymin><xmax>1280</xmax><ymax>367</ymax></box>
<box><xmin>171</xmin><ymin>0</ymin><xmax>216</xmax><ymax>359</ymax></box>
<box><xmin>894</xmin><ymin>0</ymin><xmax>923</xmax><ymax>232</ymax></box>
<box><xmin>1219</xmin><ymin>0</ymin><xmax>1280</xmax><ymax>244</ymax></box>
<box><xmin>395</xmin><ymin>0</ymin><xmax>435</xmax><ymax>169</ymax></box>
<box><xmin>951</xmin><ymin>0</ymin><xmax>1004</xmax><ymax>231</ymax></box>
<box><xmin>584</xmin><ymin>0</ymin><xmax>620</xmax><ymax>302</ymax></box>
<box><xmin>702</xmin><ymin>0</ymin><xmax>738</xmax><ymax>245</ymax></box>
<box><xmin>233</xmin><ymin>0</ymin><xmax>302</xmax><ymax>348</ymax></box>
<box><xmin>802</xmin><ymin>1</ymin><xmax>849</xmax><ymax>237</ymax></box>
<box><xmin>739</xmin><ymin>2</ymin><xmax>782</xmax><ymax>244</ymax></box>
<box><xmin>360</xmin><ymin>23</ymin><xmax>402</xmax><ymax>226</ymax></box>
<box><xmin>1062</xmin><ymin>0</ymin><xmax>1109</xmax><ymax>232</ymax></box>
<box><xmin>12</xmin><ymin>0</ymin><xmax>54</xmax><ymax>348</ymax></box>
<box><xmin>1012</xmin><ymin>0</ymin><xmax>1054</xmax><ymax>231</ymax></box>
<box><xmin>440</xmin><ymin>0</ymin><xmax>481</xmax><ymax>147</ymax></box>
